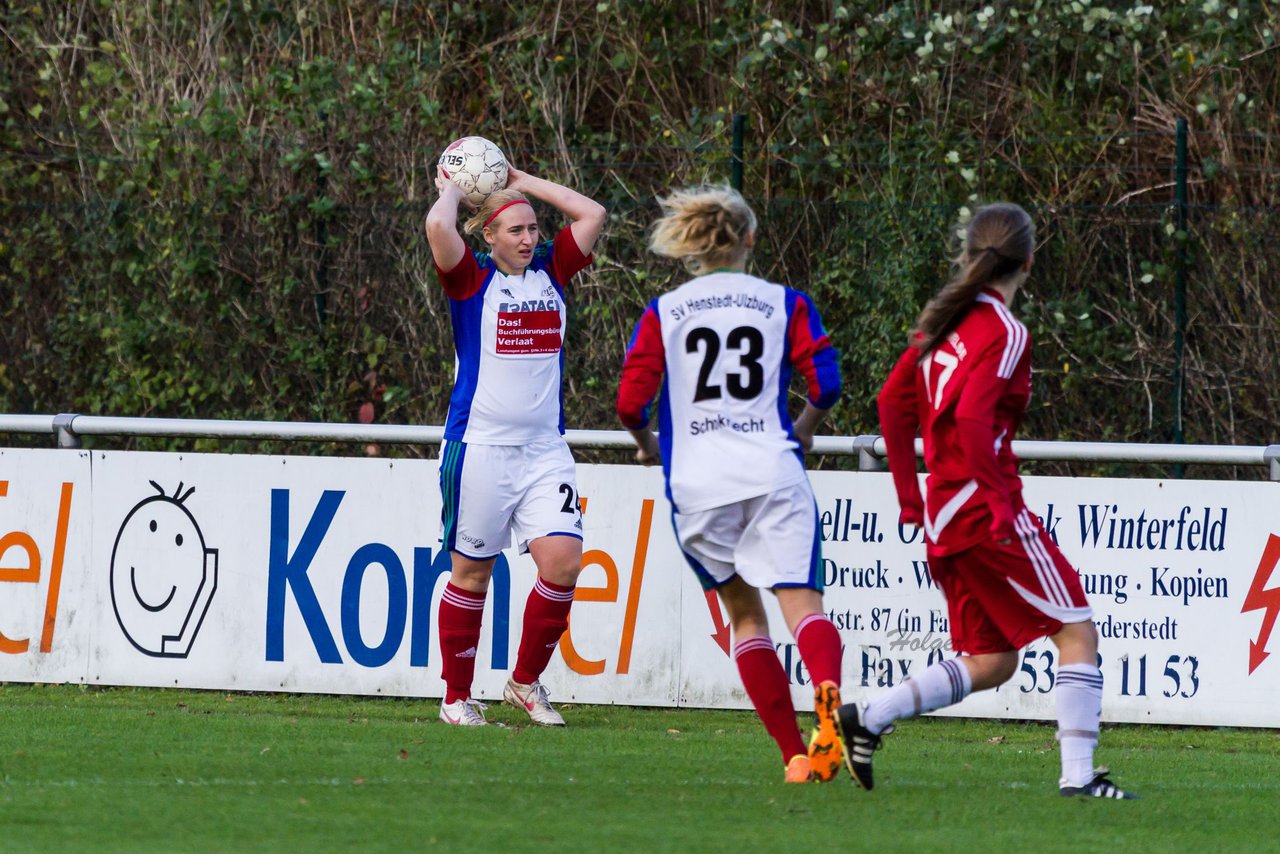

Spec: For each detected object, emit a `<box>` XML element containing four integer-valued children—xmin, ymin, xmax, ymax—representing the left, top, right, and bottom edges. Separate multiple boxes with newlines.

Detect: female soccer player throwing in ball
<box><xmin>424</xmin><ymin>162</ymin><xmax>606</xmax><ymax>726</ymax></box>
<box><xmin>617</xmin><ymin>186</ymin><xmax>846</xmax><ymax>784</ymax></box>
<box><xmin>838</xmin><ymin>202</ymin><xmax>1135</xmax><ymax>798</ymax></box>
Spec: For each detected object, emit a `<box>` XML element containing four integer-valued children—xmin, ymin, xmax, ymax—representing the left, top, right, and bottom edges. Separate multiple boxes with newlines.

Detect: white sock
<box><xmin>1055</xmin><ymin>663</ymin><xmax>1103</xmax><ymax>787</ymax></box>
<box><xmin>864</xmin><ymin>657</ymin><xmax>972</xmax><ymax>734</ymax></box>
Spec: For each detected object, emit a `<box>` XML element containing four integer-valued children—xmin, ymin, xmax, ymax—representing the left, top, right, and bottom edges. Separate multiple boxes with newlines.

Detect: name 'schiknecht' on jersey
<box><xmin>689</xmin><ymin>414</ymin><xmax>767</xmax><ymax>436</ymax></box>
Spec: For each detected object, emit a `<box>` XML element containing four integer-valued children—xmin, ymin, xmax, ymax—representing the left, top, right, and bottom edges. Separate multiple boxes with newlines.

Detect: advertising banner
<box><xmin>809</xmin><ymin>470</ymin><xmax>1280</xmax><ymax>727</ymax></box>
<box><xmin>1</xmin><ymin>447</ymin><xmax>1277</xmax><ymax>726</ymax></box>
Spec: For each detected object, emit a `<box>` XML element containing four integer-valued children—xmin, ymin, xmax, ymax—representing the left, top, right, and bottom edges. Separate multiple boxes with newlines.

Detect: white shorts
<box><xmin>439</xmin><ymin>438</ymin><xmax>583</xmax><ymax>559</ymax></box>
<box><xmin>673</xmin><ymin>479</ymin><xmax>822</xmax><ymax>591</ymax></box>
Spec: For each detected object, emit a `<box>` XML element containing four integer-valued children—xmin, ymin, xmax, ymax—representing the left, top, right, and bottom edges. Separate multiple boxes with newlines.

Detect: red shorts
<box><xmin>928</xmin><ymin>507</ymin><xmax>1092</xmax><ymax>654</ymax></box>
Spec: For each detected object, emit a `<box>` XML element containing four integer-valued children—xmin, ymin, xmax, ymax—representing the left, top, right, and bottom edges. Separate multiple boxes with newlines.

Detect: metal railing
<box><xmin>3</xmin><ymin>413</ymin><xmax>1279</xmax><ymax>480</ymax></box>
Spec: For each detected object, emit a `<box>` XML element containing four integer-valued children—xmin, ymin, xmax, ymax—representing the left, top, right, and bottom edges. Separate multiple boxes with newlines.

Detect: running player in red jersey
<box><xmin>617</xmin><ymin>186</ymin><xmax>846</xmax><ymax>784</ymax></box>
<box><xmin>838</xmin><ymin>203</ymin><xmax>1136</xmax><ymax>799</ymax></box>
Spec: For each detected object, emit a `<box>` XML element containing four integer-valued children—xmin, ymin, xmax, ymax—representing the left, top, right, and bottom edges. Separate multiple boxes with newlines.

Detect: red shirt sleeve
<box><xmin>955</xmin><ymin>336</ymin><xmax>1018</xmax><ymax>539</ymax></box>
<box><xmin>551</xmin><ymin>225</ymin><xmax>593</xmax><ymax>285</ymax></box>
<box><xmin>434</xmin><ymin>249</ymin><xmax>483</xmax><ymax>301</ymax></box>
<box><xmin>786</xmin><ymin>292</ymin><xmax>841</xmax><ymax>409</ymax></box>
<box><xmin>617</xmin><ymin>304</ymin><xmax>665</xmax><ymax>429</ymax></box>
<box><xmin>877</xmin><ymin>346</ymin><xmax>925</xmax><ymax>525</ymax></box>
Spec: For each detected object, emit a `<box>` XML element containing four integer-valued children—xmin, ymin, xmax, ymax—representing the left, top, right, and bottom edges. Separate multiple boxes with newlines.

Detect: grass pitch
<box><xmin>1</xmin><ymin>684</ymin><xmax>1276</xmax><ymax>853</ymax></box>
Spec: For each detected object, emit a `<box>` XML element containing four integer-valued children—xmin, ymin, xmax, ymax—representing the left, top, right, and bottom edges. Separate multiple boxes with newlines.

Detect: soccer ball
<box><xmin>437</xmin><ymin>136</ymin><xmax>509</xmax><ymax>206</ymax></box>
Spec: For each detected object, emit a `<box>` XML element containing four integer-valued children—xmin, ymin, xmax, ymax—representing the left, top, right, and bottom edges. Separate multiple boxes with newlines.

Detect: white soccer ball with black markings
<box><xmin>437</xmin><ymin>136</ymin><xmax>509</xmax><ymax>206</ymax></box>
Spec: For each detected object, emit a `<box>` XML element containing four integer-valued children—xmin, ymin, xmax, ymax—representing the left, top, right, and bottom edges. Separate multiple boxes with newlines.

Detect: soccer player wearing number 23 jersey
<box><xmin>837</xmin><ymin>203</ymin><xmax>1135</xmax><ymax>799</ymax></box>
<box><xmin>618</xmin><ymin>186</ymin><xmax>846</xmax><ymax>784</ymax></box>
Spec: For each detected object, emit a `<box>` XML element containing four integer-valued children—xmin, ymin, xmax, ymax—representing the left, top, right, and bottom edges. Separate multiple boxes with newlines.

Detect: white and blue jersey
<box><xmin>435</xmin><ymin>227</ymin><xmax>592</xmax><ymax>445</ymax></box>
<box><xmin>616</xmin><ymin>271</ymin><xmax>841</xmax><ymax>514</ymax></box>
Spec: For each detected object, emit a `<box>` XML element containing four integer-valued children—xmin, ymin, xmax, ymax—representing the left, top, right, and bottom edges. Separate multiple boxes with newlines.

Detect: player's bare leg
<box><xmin>504</xmin><ymin>535</ymin><xmax>581</xmax><ymax>726</ymax></box>
<box><xmin>776</xmin><ymin>587</ymin><xmax>845</xmax><ymax>782</ymax></box>
<box><xmin>719</xmin><ymin>578</ymin><xmax>810</xmax><ymax>781</ymax></box>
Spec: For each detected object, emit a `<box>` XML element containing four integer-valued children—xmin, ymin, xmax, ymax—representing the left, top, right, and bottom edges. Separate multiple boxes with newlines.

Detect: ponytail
<box><xmin>913</xmin><ymin>203</ymin><xmax>1034</xmax><ymax>352</ymax></box>
<box><xmin>649</xmin><ymin>185</ymin><xmax>757</xmax><ymax>275</ymax></box>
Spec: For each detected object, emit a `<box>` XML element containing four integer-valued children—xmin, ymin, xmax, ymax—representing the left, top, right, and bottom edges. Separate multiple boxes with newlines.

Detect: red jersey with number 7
<box><xmin>878</xmin><ymin>288</ymin><xmax>1032</xmax><ymax>555</ymax></box>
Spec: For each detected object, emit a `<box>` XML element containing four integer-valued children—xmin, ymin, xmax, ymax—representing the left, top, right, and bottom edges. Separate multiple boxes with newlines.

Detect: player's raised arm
<box><xmin>424</xmin><ymin>169</ymin><xmax>471</xmax><ymax>273</ymax></box>
<box><xmin>426</xmin><ymin>140</ymin><xmax>588</xmax><ymax>730</ymax></box>
<box><xmin>506</xmin><ymin>166</ymin><xmax>606</xmax><ymax>258</ymax></box>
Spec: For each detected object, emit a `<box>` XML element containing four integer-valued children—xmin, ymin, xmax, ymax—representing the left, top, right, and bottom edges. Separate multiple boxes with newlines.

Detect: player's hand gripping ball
<box><xmin>438</xmin><ymin>136</ymin><xmax>509</xmax><ymax>206</ymax></box>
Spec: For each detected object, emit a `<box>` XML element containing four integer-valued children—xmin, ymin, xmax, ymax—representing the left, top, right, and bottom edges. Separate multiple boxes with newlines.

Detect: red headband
<box><xmin>483</xmin><ymin>199</ymin><xmax>532</xmax><ymax>228</ymax></box>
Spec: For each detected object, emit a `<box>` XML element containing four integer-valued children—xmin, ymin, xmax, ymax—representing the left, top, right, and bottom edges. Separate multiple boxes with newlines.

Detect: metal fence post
<box><xmin>314</xmin><ymin>110</ymin><xmax>330</xmax><ymax>329</ymax></box>
<box><xmin>1265</xmin><ymin>446</ymin><xmax>1280</xmax><ymax>482</ymax></box>
<box><xmin>53</xmin><ymin>413</ymin><xmax>81</xmax><ymax>449</ymax></box>
<box><xmin>1173</xmin><ymin>117</ymin><xmax>1189</xmax><ymax>477</ymax></box>
<box><xmin>852</xmin><ymin>435</ymin><xmax>887</xmax><ymax>471</ymax></box>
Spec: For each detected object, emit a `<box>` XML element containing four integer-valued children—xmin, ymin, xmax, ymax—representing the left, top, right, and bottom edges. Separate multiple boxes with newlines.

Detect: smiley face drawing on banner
<box><xmin>109</xmin><ymin>481</ymin><xmax>219</xmax><ymax>658</ymax></box>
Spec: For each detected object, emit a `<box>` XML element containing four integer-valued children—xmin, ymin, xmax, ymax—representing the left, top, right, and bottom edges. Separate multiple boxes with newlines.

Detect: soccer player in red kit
<box><xmin>617</xmin><ymin>186</ymin><xmax>846</xmax><ymax>784</ymax></box>
<box><xmin>838</xmin><ymin>203</ymin><xmax>1135</xmax><ymax>799</ymax></box>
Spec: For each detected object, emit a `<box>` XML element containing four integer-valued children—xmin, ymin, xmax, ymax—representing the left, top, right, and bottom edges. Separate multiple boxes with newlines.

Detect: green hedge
<box><xmin>2</xmin><ymin>2</ymin><xmax>1277</xmax><ymax>465</ymax></box>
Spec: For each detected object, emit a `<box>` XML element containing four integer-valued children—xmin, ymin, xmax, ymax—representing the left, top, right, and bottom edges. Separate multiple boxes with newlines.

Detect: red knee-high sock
<box><xmin>439</xmin><ymin>582</ymin><xmax>486</xmax><ymax>703</ymax></box>
<box><xmin>794</xmin><ymin>613</ymin><xmax>842</xmax><ymax>687</ymax></box>
<box><xmin>512</xmin><ymin>577</ymin><xmax>576</xmax><ymax>685</ymax></box>
<box><xmin>734</xmin><ymin>636</ymin><xmax>807</xmax><ymax>763</ymax></box>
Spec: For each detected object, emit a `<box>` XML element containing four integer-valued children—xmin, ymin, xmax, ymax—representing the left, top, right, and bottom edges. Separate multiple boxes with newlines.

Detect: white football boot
<box><xmin>439</xmin><ymin>698</ymin><xmax>488</xmax><ymax>726</ymax></box>
<box><xmin>503</xmin><ymin>678</ymin><xmax>566</xmax><ymax>726</ymax></box>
